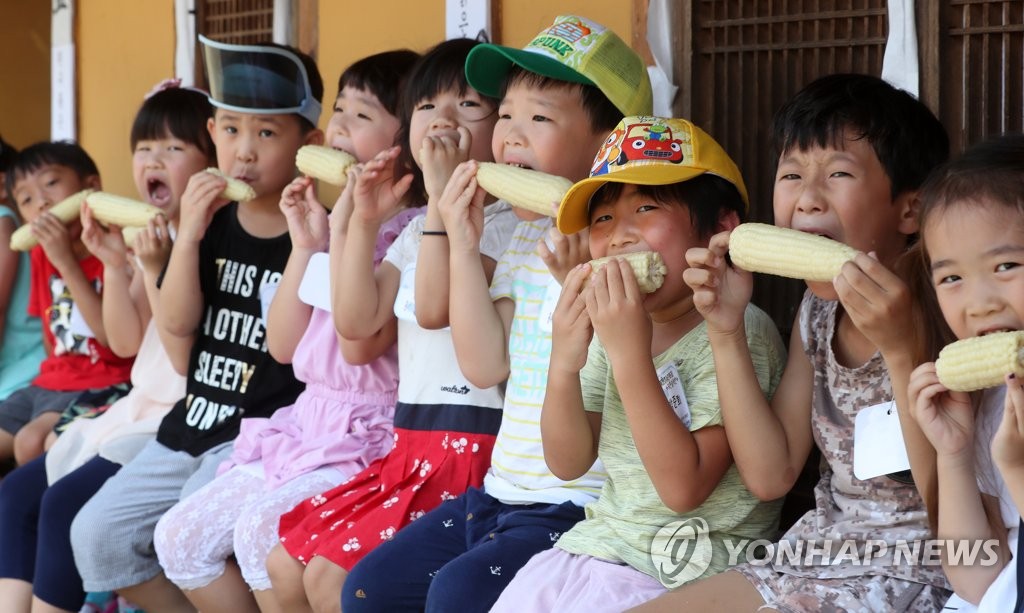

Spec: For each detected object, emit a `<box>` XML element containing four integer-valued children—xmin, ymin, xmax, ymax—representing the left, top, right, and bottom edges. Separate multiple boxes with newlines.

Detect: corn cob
<box><xmin>475</xmin><ymin>163</ymin><xmax>572</xmax><ymax>217</ymax></box>
<box><xmin>935</xmin><ymin>331</ymin><xmax>1024</xmax><ymax>392</ymax></box>
<box><xmin>121</xmin><ymin>226</ymin><xmax>143</xmax><ymax>248</ymax></box>
<box><xmin>587</xmin><ymin>251</ymin><xmax>667</xmax><ymax>293</ymax></box>
<box><xmin>728</xmin><ymin>223</ymin><xmax>858</xmax><ymax>282</ymax></box>
<box><xmin>205</xmin><ymin>168</ymin><xmax>256</xmax><ymax>202</ymax></box>
<box><xmin>296</xmin><ymin>145</ymin><xmax>356</xmax><ymax>187</ymax></box>
<box><xmin>87</xmin><ymin>192</ymin><xmax>163</xmax><ymax>227</ymax></box>
<box><xmin>9</xmin><ymin>189</ymin><xmax>94</xmax><ymax>251</ymax></box>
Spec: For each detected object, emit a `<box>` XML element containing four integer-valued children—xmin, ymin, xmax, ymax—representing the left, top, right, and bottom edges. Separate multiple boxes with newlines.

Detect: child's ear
<box><xmin>207</xmin><ymin>117</ymin><xmax>217</xmax><ymax>139</ymax></box>
<box><xmin>84</xmin><ymin>174</ymin><xmax>101</xmax><ymax>191</ymax></box>
<box><xmin>303</xmin><ymin>128</ymin><xmax>325</xmax><ymax>147</ymax></box>
<box><xmin>895</xmin><ymin>190</ymin><xmax>920</xmax><ymax>236</ymax></box>
<box><xmin>716</xmin><ymin>209</ymin><xmax>741</xmax><ymax>233</ymax></box>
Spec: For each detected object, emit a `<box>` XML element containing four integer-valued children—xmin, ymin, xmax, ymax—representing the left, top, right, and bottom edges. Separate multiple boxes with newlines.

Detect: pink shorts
<box><xmin>490</xmin><ymin>548</ymin><xmax>667</xmax><ymax>613</ymax></box>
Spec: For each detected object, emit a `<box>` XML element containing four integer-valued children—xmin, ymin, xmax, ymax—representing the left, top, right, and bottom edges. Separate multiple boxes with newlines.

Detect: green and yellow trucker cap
<box><xmin>465</xmin><ymin>15</ymin><xmax>653</xmax><ymax>117</ymax></box>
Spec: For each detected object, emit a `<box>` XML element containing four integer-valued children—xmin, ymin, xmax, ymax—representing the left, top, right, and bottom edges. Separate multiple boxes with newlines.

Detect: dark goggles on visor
<box><xmin>200</xmin><ymin>35</ymin><xmax>321</xmax><ymax>126</ymax></box>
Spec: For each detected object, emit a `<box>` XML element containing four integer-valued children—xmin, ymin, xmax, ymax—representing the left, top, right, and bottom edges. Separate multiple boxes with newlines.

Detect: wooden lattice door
<box><xmin>682</xmin><ymin>0</ymin><xmax>890</xmax><ymax>329</ymax></box>
<box><xmin>192</xmin><ymin>0</ymin><xmax>277</xmax><ymax>89</ymax></box>
<box><xmin>927</xmin><ymin>0</ymin><xmax>1024</xmax><ymax>153</ymax></box>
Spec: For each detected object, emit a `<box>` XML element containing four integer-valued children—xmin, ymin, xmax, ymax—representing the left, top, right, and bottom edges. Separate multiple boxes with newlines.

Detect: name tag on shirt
<box><xmin>68</xmin><ymin>304</ymin><xmax>96</xmax><ymax>339</ymax></box>
<box><xmin>260</xmin><ymin>280</ymin><xmax>280</xmax><ymax>323</ymax></box>
<box><xmin>394</xmin><ymin>262</ymin><xmax>417</xmax><ymax>322</ymax></box>
<box><xmin>538</xmin><ymin>277</ymin><xmax>560</xmax><ymax>333</ymax></box>
<box><xmin>853</xmin><ymin>400</ymin><xmax>911</xmax><ymax>480</ymax></box>
<box><xmin>297</xmin><ymin>252</ymin><xmax>331</xmax><ymax>312</ymax></box>
<box><xmin>657</xmin><ymin>362</ymin><xmax>691</xmax><ymax>428</ymax></box>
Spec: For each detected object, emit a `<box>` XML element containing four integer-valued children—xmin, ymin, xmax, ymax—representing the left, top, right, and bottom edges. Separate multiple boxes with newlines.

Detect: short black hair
<box><xmin>338</xmin><ymin>49</ymin><xmax>420</xmax><ymax>117</ymax></box>
<box><xmin>771</xmin><ymin>73</ymin><xmax>950</xmax><ymax>199</ymax></box>
<box><xmin>394</xmin><ymin>38</ymin><xmax>499</xmax><ymax>204</ymax></box>
<box><xmin>589</xmin><ymin>174</ymin><xmax>747</xmax><ymax>240</ymax></box>
<box><xmin>5</xmin><ymin>141</ymin><xmax>100</xmax><ymax>203</ymax></box>
<box><xmin>131</xmin><ymin>87</ymin><xmax>215</xmax><ymax>162</ymax></box>
<box><xmin>499</xmin><ymin>67</ymin><xmax>622</xmax><ymax>134</ymax></box>
<box><xmin>0</xmin><ymin>135</ymin><xmax>18</xmax><ymax>173</ymax></box>
<box><xmin>919</xmin><ymin>133</ymin><xmax>1024</xmax><ymax>232</ymax></box>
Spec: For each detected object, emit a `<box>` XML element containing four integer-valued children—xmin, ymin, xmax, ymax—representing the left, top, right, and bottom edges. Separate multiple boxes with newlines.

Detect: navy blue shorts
<box><xmin>342</xmin><ymin>486</ymin><xmax>585</xmax><ymax>613</ymax></box>
<box><xmin>0</xmin><ymin>454</ymin><xmax>120</xmax><ymax>610</ymax></box>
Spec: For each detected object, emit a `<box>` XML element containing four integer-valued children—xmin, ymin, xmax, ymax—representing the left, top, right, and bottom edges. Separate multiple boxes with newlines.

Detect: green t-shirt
<box><xmin>0</xmin><ymin>206</ymin><xmax>44</xmax><ymax>399</ymax></box>
<box><xmin>555</xmin><ymin>304</ymin><xmax>786</xmax><ymax>587</ymax></box>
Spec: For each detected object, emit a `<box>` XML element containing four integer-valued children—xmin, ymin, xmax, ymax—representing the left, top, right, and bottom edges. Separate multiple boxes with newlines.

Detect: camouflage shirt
<box><xmin>769</xmin><ymin>292</ymin><xmax>949</xmax><ymax>589</ymax></box>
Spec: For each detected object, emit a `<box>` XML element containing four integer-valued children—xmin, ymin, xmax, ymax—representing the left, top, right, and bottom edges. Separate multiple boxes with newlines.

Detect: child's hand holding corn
<box><xmin>421</xmin><ymin>126</ymin><xmax>471</xmax><ymax>204</ymax></box>
<box><xmin>436</xmin><ymin>160</ymin><xmax>487</xmax><ymax>254</ymax></box>
<box><xmin>538</xmin><ymin>226</ymin><xmax>590</xmax><ymax>286</ymax></box>
<box><xmin>908</xmin><ymin>361</ymin><xmax>975</xmax><ymax>458</ymax></box>
<box><xmin>80</xmin><ymin>203</ymin><xmax>129</xmax><ymax>270</ymax></box>
<box><xmin>279</xmin><ymin>175</ymin><xmax>329</xmax><ymax>252</ymax></box>
<box><xmin>549</xmin><ymin>264</ymin><xmax>594</xmax><ymax>376</ymax></box>
<box><xmin>134</xmin><ymin>215</ymin><xmax>173</xmax><ymax>279</ymax></box>
<box><xmin>328</xmin><ymin>166</ymin><xmax>361</xmax><ymax>241</ymax></box>
<box><xmin>683</xmin><ymin>230</ymin><xmax>752</xmax><ymax>338</ymax></box>
<box><xmin>351</xmin><ymin>146</ymin><xmax>413</xmax><ymax>228</ymax></box>
<box><xmin>833</xmin><ymin>251</ymin><xmax>914</xmax><ymax>360</ymax></box>
<box><xmin>176</xmin><ymin>169</ymin><xmax>232</xmax><ymax>244</ymax></box>
<box><xmin>583</xmin><ymin>255</ymin><xmax>652</xmax><ymax>359</ymax></box>
<box><xmin>31</xmin><ymin>211</ymin><xmax>77</xmax><ymax>271</ymax></box>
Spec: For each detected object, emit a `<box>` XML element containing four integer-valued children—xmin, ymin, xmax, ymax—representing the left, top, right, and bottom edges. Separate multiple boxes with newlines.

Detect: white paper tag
<box><xmin>538</xmin><ymin>277</ymin><xmax>560</xmax><ymax>333</ymax></box>
<box><xmin>297</xmin><ymin>252</ymin><xmax>332</xmax><ymax>312</ymax></box>
<box><xmin>394</xmin><ymin>262</ymin><xmax>417</xmax><ymax>322</ymax></box>
<box><xmin>657</xmin><ymin>362</ymin><xmax>691</xmax><ymax>428</ymax></box>
<box><xmin>68</xmin><ymin>303</ymin><xmax>96</xmax><ymax>339</ymax></box>
<box><xmin>853</xmin><ymin>400</ymin><xmax>911</xmax><ymax>480</ymax></box>
<box><xmin>259</xmin><ymin>280</ymin><xmax>280</xmax><ymax>324</ymax></box>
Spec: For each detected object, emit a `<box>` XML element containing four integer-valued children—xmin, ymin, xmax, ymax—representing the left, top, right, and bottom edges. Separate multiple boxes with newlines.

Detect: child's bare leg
<box><xmin>42</xmin><ymin>431</ymin><xmax>57</xmax><ymax>451</ymax></box>
<box><xmin>117</xmin><ymin>573</ymin><xmax>196</xmax><ymax>613</ymax></box>
<box><xmin>302</xmin><ymin>557</ymin><xmax>346</xmax><ymax>613</ymax></box>
<box><xmin>30</xmin><ymin>595</ymin><xmax>75</xmax><ymax>613</ymax></box>
<box><xmin>0</xmin><ymin>578</ymin><xmax>32</xmax><ymax>613</ymax></box>
<box><xmin>253</xmin><ymin>588</ymin><xmax>284</xmax><ymax>613</ymax></box>
<box><xmin>626</xmin><ymin>570</ymin><xmax>766</xmax><ymax>613</ymax></box>
<box><xmin>0</xmin><ymin>429</ymin><xmax>16</xmax><ymax>463</ymax></box>
<box><xmin>184</xmin><ymin>559</ymin><xmax>259</xmax><ymax>613</ymax></box>
<box><xmin>13</xmin><ymin>413</ymin><xmax>60</xmax><ymax>465</ymax></box>
<box><xmin>266</xmin><ymin>544</ymin><xmax>313</xmax><ymax>613</ymax></box>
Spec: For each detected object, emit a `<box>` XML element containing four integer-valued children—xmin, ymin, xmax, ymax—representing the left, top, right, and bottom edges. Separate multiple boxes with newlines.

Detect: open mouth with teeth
<box><xmin>147</xmin><ymin>178</ymin><xmax>171</xmax><ymax>208</ymax></box>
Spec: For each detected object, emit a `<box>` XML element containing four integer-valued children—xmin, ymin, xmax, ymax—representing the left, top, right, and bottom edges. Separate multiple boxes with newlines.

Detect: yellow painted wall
<box><xmin>77</xmin><ymin>1</ymin><xmax>176</xmax><ymax>197</ymax></box>
<box><xmin>497</xmin><ymin>2</ymin><xmax>631</xmax><ymax>48</ymax></box>
<box><xmin>0</xmin><ymin>0</ymin><xmax>51</xmax><ymax>150</ymax></box>
<box><xmin>66</xmin><ymin>0</ymin><xmax>630</xmax><ymax>193</ymax></box>
<box><xmin>318</xmin><ymin>2</ymin><xmax>632</xmax><ymax>105</ymax></box>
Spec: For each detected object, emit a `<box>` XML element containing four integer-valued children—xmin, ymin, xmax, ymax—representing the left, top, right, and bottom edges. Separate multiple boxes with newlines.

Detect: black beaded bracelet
<box><xmin>420</xmin><ymin>230</ymin><xmax>448</xmax><ymax>236</ymax></box>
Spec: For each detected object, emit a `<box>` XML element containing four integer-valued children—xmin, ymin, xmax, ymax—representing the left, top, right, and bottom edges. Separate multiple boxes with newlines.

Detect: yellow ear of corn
<box><xmin>121</xmin><ymin>226</ymin><xmax>143</xmax><ymax>248</ymax></box>
<box><xmin>728</xmin><ymin>222</ymin><xmax>858</xmax><ymax>282</ymax></box>
<box><xmin>587</xmin><ymin>251</ymin><xmax>667</xmax><ymax>293</ymax></box>
<box><xmin>9</xmin><ymin>189</ymin><xmax>94</xmax><ymax>251</ymax></box>
<box><xmin>296</xmin><ymin>145</ymin><xmax>356</xmax><ymax>187</ymax></box>
<box><xmin>87</xmin><ymin>192</ymin><xmax>164</xmax><ymax>227</ymax></box>
<box><xmin>475</xmin><ymin>163</ymin><xmax>572</xmax><ymax>218</ymax></box>
<box><xmin>205</xmin><ymin>168</ymin><xmax>256</xmax><ymax>202</ymax></box>
<box><xmin>936</xmin><ymin>331</ymin><xmax>1024</xmax><ymax>392</ymax></box>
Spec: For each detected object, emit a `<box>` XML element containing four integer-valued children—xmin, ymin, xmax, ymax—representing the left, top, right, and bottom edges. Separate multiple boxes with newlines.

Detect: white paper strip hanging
<box><xmin>881</xmin><ymin>0</ymin><xmax>920</xmax><ymax>97</ymax></box>
<box><xmin>51</xmin><ymin>0</ymin><xmax>76</xmax><ymax>141</ymax></box>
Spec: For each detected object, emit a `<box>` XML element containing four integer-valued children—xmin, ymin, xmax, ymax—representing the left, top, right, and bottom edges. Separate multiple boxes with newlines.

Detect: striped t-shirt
<box><xmin>484</xmin><ymin>217</ymin><xmax>607</xmax><ymax>506</ymax></box>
